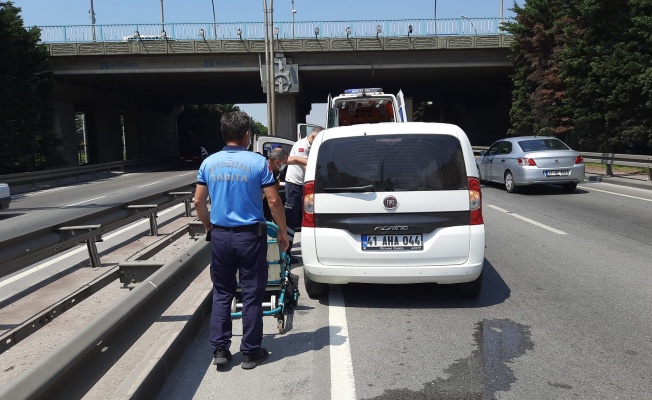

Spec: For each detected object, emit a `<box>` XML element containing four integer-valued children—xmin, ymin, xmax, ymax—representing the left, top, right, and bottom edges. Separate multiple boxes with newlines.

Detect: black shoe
<box><xmin>289</xmin><ymin>256</ymin><xmax>300</xmax><ymax>264</ymax></box>
<box><xmin>241</xmin><ymin>347</ymin><xmax>270</xmax><ymax>370</ymax></box>
<box><xmin>213</xmin><ymin>347</ymin><xmax>232</xmax><ymax>366</ymax></box>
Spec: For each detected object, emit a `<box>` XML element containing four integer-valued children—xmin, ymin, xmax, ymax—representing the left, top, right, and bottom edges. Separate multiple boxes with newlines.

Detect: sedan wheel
<box><xmin>505</xmin><ymin>171</ymin><xmax>518</xmax><ymax>193</ymax></box>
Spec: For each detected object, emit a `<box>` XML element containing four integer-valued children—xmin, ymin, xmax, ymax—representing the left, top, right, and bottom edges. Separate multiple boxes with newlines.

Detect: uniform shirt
<box><xmin>197</xmin><ymin>145</ymin><xmax>275</xmax><ymax>227</ymax></box>
<box><xmin>284</xmin><ymin>137</ymin><xmax>311</xmax><ymax>186</ymax></box>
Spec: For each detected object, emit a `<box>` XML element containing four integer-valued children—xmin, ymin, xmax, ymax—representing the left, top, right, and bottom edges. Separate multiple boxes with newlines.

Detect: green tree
<box><xmin>503</xmin><ymin>0</ymin><xmax>574</xmax><ymax>140</ymax></box>
<box><xmin>560</xmin><ymin>0</ymin><xmax>652</xmax><ymax>152</ymax></box>
<box><xmin>0</xmin><ymin>1</ymin><xmax>60</xmax><ymax>173</ymax></box>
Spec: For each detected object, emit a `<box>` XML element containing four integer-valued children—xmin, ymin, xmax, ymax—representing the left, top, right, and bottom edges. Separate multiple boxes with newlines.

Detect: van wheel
<box><xmin>457</xmin><ymin>271</ymin><xmax>483</xmax><ymax>297</ymax></box>
<box><xmin>304</xmin><ymin>269</ymin><xmax>328</xmax><ymax>298</ymax></box>
<box><xmin>505</xmin><ymin>171</ymin><xmax>518</xmax><ymax>193</ymax></box>
<box><xmin>561</xmin><ymin>182</ymin><xmax>577</xmax><ymax>192</ymax></box>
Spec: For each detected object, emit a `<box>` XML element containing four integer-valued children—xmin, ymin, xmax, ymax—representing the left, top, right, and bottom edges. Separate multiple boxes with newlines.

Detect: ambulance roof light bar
<box><xmin>343</xmin><ymin>88</ymin><xmax>384</xmax><ymax>96</ymax></box>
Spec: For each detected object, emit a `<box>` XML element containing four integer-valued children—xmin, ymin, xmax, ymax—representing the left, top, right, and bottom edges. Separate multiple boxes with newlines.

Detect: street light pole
<box><xmin>263</xmin><ymin>0</ymin><xmax>276</xmax><ymax>135</ymax></box>
<box><xmin>89</xmin><ymin>0</ymin><xmax>96</xmax><ymax>41</ymax></box>
<box><xmin>160</xmin><ymin>0</ymin><xmax>165</xmax><ymax>34</ymax></box>
<box><xmin>211</xmin><ymin>0</ymin><xmax>217</xmax><ymax>38</ymax></box>
<box><xmin>499</xmin><ymin>0</ymin><xmax>504</xmax><ymax>24</ymax></box>
<box><xmin>292</xmin><ymin>0</ymin><xmax>296</xmax><ymax>37</ymax></box>
<box><xmin>434</xmin><ymin>0</ymin><xmax>437</xmax><ymax>34</ymax></box>
<box><xmin>269</xmin><ymin>0</ymin><xmax>276</xmax><ymax>136</ymax></box>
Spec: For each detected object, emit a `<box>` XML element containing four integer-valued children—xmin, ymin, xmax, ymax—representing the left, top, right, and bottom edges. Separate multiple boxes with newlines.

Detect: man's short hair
<box><xmin>269</xmin><ymin>147</ymin><xmax>288</xmax><ymax>161</ymax></box>
<box><xmin>221</xmin><ymin>111</ymin><xmax>251</xmax><ymax>142</ymax></box>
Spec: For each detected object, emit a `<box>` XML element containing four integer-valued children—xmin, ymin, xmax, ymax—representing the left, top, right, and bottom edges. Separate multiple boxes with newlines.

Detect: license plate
<box><xmin>544</xmin><ymin>170</ymin><xmax>570</xmax><ymax>177</ymax></box>
<box><xmin>361</xmin><ymin>234</ymin><xmax>423</xmax><ymax>251</ymax></box>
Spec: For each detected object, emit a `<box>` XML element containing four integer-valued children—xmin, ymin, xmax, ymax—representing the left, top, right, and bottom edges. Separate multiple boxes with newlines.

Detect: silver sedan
<box><xmin>476</xmin><ymin>136</ymin><xmax>585</xmax><ymax>193</ymax></box>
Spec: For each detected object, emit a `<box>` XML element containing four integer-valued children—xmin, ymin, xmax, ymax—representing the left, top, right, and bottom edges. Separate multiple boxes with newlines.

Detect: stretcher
<box><xmin>230</xmin><ymin>222</ymin><xmax>300</xmax><ymax>334</ymax></box>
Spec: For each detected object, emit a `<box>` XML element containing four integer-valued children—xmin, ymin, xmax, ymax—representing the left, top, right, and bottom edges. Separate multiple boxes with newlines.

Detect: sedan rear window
<box><xmin>314</xmin><ymin>134</ymin><xmax>467</xmax><ymax>192</ymax></box>
<box><xmin>517</xmin><ymin>138</ymin><xmax>570</xmax><ymax>152</ymax></box>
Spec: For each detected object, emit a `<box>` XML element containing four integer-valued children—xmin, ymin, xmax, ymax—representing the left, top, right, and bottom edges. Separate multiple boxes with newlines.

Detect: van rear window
<box><xmin>314</xmin><ymin>134</ymin><xmax>467</xmax><ymax>192</ymax></box>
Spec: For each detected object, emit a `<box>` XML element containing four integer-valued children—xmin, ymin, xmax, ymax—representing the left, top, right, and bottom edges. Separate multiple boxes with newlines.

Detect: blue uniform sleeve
<box><xmin>260</xmin><ymin>157</ymin><xmax>275</xmax><ymax>188</ymax></box>
<box><xmin>197</xmin><ymin>163</ymin><xmax>207</xmax><ymax>185</ymax></box>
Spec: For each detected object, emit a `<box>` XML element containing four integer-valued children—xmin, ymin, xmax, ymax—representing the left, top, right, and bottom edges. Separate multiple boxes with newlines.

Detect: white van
<box><xmin>300</xmin><ymin>122</ymin><xmax>485</xmax><ymax>298</ymax></box>
<box><xmin>326</xmin><ymin>88</ymin><xmax>408</xmax><ymax>128</ymax></box>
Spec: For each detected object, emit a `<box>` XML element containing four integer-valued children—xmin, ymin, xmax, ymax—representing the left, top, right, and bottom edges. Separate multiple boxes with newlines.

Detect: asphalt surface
<box><xmin>1</xmin><ymin>168</ymin><xmax>650</xmax><ymax>399</ymax></box>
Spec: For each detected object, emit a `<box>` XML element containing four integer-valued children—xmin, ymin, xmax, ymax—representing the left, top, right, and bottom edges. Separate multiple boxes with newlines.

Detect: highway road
<box><xmin>0</xmin><ymin>169</ymin><xmax>198</xmax><ymax>241</ymax></box>
<box><xmin>160</xmin><ymin>180</ymin><xmax>652</xmax><ymax>400</ymax></box>
<box><xmin>1</xmin><ymin>174</ymin><xmax>651</xmax><ymax>399</ymax></box>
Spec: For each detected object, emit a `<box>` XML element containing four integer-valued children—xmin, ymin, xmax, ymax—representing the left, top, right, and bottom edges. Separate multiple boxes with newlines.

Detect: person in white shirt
<box><xmin>284</xmin><ymin>126</ymin><xmax>323</xmax><ymax>261</ymax></box>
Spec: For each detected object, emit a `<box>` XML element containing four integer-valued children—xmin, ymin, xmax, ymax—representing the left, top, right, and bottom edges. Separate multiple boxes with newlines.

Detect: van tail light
<box><xmin>517</xmin><ymin>157</ymin><xmax>537</xmax><ymax>166</ymax></box>
<box><xmin>575</xmin><ymin>155</ymin><xmax>583</xmax><ymax>164</ymax></box>
<box><xmin>302</xmin><ymin>181</ymin><xmax>315</xmax><ymax>228</ymax></box>
<box><xmin>468</xmin><ymin>177</ymin><xmax>483</xmax><ymax>225</ymax></box>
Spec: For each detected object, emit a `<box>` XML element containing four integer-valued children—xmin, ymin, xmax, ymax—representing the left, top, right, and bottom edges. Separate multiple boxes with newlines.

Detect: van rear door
<box><xmin>297</xmin><ymin>123</ymin><xmax>319</xmax><ymax>140</ymax></box>
<box><xmin>326</xmin><ymin>93</ymin><xmax>334</xmax><ymax>128</ymax></box>
<box><xmin>396</xmin><ymin>90</ymin><xmax>408</xmax><ymax>122</ymax></box>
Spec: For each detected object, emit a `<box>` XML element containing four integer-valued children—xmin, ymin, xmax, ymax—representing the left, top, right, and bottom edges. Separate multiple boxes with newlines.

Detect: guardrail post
<box><xmin>125</xmin><ymin>205</ymin><xmax>159</xmax><ymax>236</ymax></box>
<box><xmin>606</xmin><ymin>164</ymin><xmax>614</xmax><ymax>176</ymax></box>
<box><xmin>168</xmin><ymin>191</ymin><xmax>194</xmax><ymax>217</ymax></box>
<box><xmin>57</xmin><ymin>225</ymin><xmax>103</xmax><ymax>268</ymax></box>
<box><xmin>648</xmin><ymin>167</ymin><xmax>651</xmax><ymax>181</ymax></box>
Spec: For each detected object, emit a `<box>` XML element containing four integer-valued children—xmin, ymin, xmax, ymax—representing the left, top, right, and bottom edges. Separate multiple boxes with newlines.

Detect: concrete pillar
<box><xmin>52</xmin><ymin>100</ymin><xmax>78</xmax><ymax>167</ymax></box>
<box><xmin>92</xmin><ymin>106</ymin><xmax>124</xmax><ymax>163</ymax></box>
<box><xmin>123</xmin><ymin>105</ymin><xmax>181</xmax><ymax>159</ymax></box>
<box><xmin>83</xmin><ymin>106</ymin><xmax>123</xmax><ymax>164</ymax></box>
<box><xmin>273</xmin><ymin>95</ymin><xmax>299</xmax><ymax>141</ymax></box>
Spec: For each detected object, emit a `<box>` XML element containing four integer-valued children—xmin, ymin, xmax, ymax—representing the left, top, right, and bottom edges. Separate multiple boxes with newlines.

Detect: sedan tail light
<box><xmin>468</xmin><ymin>177</ymin><xmax>483</xmax><ymax>225</ymax></box>
<box><xmin>575</xmin><ymin>155</ymin><xmax>583</xmax><ymax>164</ymax></box>
<box><xmin>302</xmin><ymin>181</ymin><xmax>315</xmax><ymax>228</ymax></box>
<box><xmin>517</xmin><ymin>157</ymin><xmax>537</xmax><ymax>166</ymax></box>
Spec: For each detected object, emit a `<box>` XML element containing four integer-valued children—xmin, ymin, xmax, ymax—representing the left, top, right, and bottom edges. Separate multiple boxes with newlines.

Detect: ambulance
<box><xmin>297</xmin><ymin>88</ymin><xmax>408</xmax><ymax>139</ymax></box>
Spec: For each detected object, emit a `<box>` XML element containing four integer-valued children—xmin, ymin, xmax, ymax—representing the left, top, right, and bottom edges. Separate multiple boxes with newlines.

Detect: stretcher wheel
<box><xmin>277</xmin><ymin>314</ymin><xmax>285</xmax><ymax>334</ymax></box>
<box><xmin>270</xmin><ymin>295</ymin><xmax>277</xmax><ymax>312</ymax></box>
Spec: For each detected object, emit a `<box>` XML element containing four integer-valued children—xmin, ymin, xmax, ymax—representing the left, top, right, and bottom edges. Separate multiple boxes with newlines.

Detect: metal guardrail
<box><xmin>1</xmin><ymin>158</ymin><xmax>174</xmax><ymax>189</ymax></box>
<box><xmin>472</xmin><ymin>146</ymin><xmax>651</xmax><ymax>180</ymax></box>
<box><xmin>37</xmin><ymin>17</ymin><xmax>511</xmax><ymax>43</ymax></box>
<box><xmin>0</xmin><ymin>185</ymin><xmax>195</xmax><ymax>278</ymax></box>
<box><xmin>580</xmin><ymin>152</ymin><xmax>652</xmax><ymax>180</ymax></box>
<box><xmin>0</xmin><ymin>238</ymin><xmax>211</xmax><ymax>399</ymax></box>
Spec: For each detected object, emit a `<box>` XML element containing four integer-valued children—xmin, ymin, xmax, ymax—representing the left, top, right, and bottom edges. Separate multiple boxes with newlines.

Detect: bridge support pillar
<box><xmin>85</xmin><ymin>106</ymin><xmax>124</xmax><ymax>163</ymax></box>
<box><xmin>123</xmin><ymin>106</ymin><xmax>182</xmax><ymax>159</ymax></box>
<box><xmin>52</xmin><ymin>100</ymin><xmax>78</xmax><ymax>167</ymax></box>
<box><xmin>273</xmin><ymin>95</ymin><xmax>301</xmax><ymax>141</ymax></box>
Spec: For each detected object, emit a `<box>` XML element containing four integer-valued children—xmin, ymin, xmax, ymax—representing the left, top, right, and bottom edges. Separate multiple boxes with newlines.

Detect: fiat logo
<box><xmin>383</xmin><ymin>195</ymin><xmax>398</xmax><ymax>211</ymax></box>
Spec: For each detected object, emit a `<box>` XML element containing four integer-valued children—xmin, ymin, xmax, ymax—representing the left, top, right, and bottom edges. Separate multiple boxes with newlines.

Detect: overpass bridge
<box><xmin>38</xmin><ymin>18</ymin><xmax>515</xmax><ymax>166</ymax></box>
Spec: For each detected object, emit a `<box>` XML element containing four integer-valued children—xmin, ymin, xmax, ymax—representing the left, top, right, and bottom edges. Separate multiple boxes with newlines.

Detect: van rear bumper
<box><xmin>303</xmin><ymin>259</ymin><xmax>484</xmax><ymax>285</ymax></box>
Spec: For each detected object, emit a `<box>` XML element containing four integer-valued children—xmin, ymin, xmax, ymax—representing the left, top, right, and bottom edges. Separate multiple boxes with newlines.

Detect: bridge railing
<box><xmin>36</xmin><ymin>17</ymin><xmax>511</xmax><ymax>43</ymax></box>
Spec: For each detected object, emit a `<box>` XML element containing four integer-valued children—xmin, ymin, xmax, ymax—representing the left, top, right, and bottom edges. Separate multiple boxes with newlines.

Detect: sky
<box><xmin>12</xmin><ymin>0</ymin><xmax>524</xmax><ymax>127</ymax></box>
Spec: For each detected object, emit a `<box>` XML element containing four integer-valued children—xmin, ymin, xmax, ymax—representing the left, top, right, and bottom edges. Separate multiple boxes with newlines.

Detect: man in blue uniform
<box><xmin>194</xmin><ymin>111</ymin><xmax>289</xmax><ymax>370</ymax></box>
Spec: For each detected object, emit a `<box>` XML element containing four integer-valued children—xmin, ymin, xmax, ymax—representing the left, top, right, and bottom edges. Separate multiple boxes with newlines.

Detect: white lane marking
<box><xmin>178</xmin><ymin>172</ymin><xmax>196</xmax><ymax>177</ymax></box>
<box><xmin>488</xmin><ymin>205</ymin><xmax>568</xmax><ymax>235</ymax></box>
<box><xmin>64</xmin><ymin>196</ymin><xmax>106</xmax><ymax>208</ymax></box>
<box><xmin>23</xmin><ymin>186</ymin><xmax>69</xmax><ymax>197</ymax></box>
<box><xmin>0</xmin><ymin>205</ymin><xmax>184</xmax><ymax>291</ymax></box>
<box><xmin>137</xmin><ymin>181</ymin><xmax>163</xmax><ymax>188</ymax></box>
<box><xmin>329</xmin><ymin>285</ymin><xmax>356</xmax><ymax>400</ymax></box>
<box><xmin>578</xmin><ymin>185</ymin><xmax>652</xmax><ymax>202</ymax></box>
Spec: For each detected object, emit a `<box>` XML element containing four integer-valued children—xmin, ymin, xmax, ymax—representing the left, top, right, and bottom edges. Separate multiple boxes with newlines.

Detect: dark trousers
<box><xmin>209</xmin><ymin>229</ymin><xmax>268</xmax><ymax>355</ymax></box>
<box><xmin>284</xmin><ymin>182</ymin><xmax>304</xmax><ymax>251</ymax></box>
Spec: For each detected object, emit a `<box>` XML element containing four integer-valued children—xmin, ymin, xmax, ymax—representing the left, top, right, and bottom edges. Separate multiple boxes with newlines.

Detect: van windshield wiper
<box><xmin>323</xmin><ymin>185</ymin><xmax>375</xmax><ymax>193</ymax></box>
